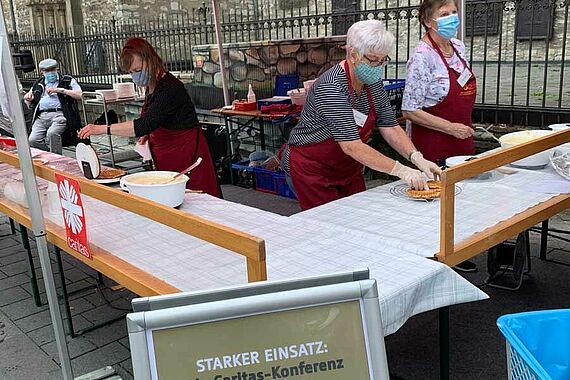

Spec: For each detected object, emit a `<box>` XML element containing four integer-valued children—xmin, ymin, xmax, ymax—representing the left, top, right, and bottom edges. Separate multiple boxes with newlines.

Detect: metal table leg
<box><xmin>18</xmin><ymin>224</ymin><xmax>42</xmax><ymax>307</ymax></box>
<box><xmin>54</xmin><ymin>247</ymin><xmax>126</xmax><ymax>338</ymax></box>
<box><xmin>9</xmin><ymin>217</ymin><xmax>15</xmax><ymax>234</ymax></box>
<box><xmin>54</xmin><ymin>246</ymin><xmax>76</xmax><ymax>337</ymax></box>
<box><xmin>540</xmin><ymin>220</ymin><xmax>549</xmax><ymax>260</ymax></box>
<box><xmin>259</xmin><ymin>119</ymin><xmax>266</xmax><ymax>151</ymax></box>
<box><xmin>439</xmin><ymin>307</ymin><xmax>450</xmax><ymax>380</ymax></box>
<box><xmin>224</xmin><ymin>116</ymin><xmax>234</xmax><ymax>185</ymax></box>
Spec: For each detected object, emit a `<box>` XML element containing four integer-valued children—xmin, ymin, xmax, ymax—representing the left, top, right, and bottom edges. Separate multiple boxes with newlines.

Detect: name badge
<box><xmin>457</xmin><ymin>68</ymin><xmax>472</xmax><ymax>88</ymax></box>
<box><xmin>353</xmin><ymin>109</ymin><xmax>368</xmax><ymax>128</ymax></box>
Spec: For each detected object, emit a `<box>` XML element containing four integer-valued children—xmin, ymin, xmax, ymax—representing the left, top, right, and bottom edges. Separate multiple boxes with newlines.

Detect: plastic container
<box><xmin>499</xmin><ymin>130</ymin><xmax>556</xmax><ymax>168</ymax></box>
<box><xmin>275</xmin><ymin>75</ymin><xmax>300</xmax><ymax>96</ymax></box>
<box><xmin>231</xmin><ymin>160</ymin><xmax>255</xmax><ymax>188</ymax></box>
<box><xmin>274</xmin><ymin>174</ymin><xmax>296</xmax><ymax>199</ymax></box>
<box><xmin>383</xmin><ymin>79</ymin><xmax>405</xmax><ymax>118</ymax></box>
<box><xmin>287</xmin><ymin>88</ymin><xmax>306</xmax><ymax>106</ymax></box>
<box><xmin>497</xmin><ymin>309</ymin><xmax>570</xmax><ymax>380</ymax></box>
<box><xmin>233</xmin><ymin>100</ymin><xmax>257</xmax><ymax>112</ymax></box>
<box><xmin>257</xmin><ymin>96</ymin><xmax>292</xmax><ymax>108</ymax></box>
<box><xmin>548</xmin><ymin>123</ymin><xmax>570</xmax><ymax>131</ymax></box>
<box><xmin>0</xmin><ymin>136</ymin><xmax>17</xmax><ymax>147</ymax></box>
<box><xmin>231</xmin><ymin>160</ymin><xmax>296</xmax><ymax>198</ymax></box>
<box><xmin>303</xmin><ymin>79</ymin><xmax>316</xmax><ymax>91</ymax></box>
<box><xmin>254</xmin><ymin>169</ymin><xmax>277</xmax><ymax>194</ymax></box>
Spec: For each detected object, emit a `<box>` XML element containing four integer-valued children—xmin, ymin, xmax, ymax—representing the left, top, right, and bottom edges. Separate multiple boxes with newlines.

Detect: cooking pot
<box><xmin>120</xmin><ymin>171</ymin><xmax>189</xmax><ymax>207</ymax></box>
<box><xmin>498</xmin><ymin>130</ymin><xmax>556</xmax><ymax>168</ymax></box>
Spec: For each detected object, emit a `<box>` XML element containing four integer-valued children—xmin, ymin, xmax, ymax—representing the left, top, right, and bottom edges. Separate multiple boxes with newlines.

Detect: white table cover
<box><xmin>291</xmin><ymin>166</ymin><xmax>566</xmax><ymax>258</ymax></box>
<box><xmin>0</xmin><ymin>151</ymin><xmax>489</xmax><ymax>335</ymax></box>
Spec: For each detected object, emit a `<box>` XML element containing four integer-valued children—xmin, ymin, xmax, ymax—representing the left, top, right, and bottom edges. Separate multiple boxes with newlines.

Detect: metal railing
<box><xmin>9</xmin><ymin>0</ymin><xmax>570</xmax><ymax>125</ymax></box>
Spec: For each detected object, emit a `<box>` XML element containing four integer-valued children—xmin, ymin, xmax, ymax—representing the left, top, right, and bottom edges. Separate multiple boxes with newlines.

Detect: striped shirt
<box><xmin>282</xmin><ymin>64</ymin><xmax>397</xmax><ymax>173</ymax></box>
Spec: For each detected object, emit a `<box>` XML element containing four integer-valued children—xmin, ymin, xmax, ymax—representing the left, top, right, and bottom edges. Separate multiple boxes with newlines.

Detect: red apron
<box><xmin>289</xmin><ymin>61</ymin><xmax>377</xmax><ymax>210</ymax></box>
<box><xmin>141</xmin><ymin>102</ymin><xmax>221</xmax><ymax>198</ymax></box>
<box><xmin>411</xmin><ymin>34</ymin><xmax>477</xmax><ymax>164</ymax></box>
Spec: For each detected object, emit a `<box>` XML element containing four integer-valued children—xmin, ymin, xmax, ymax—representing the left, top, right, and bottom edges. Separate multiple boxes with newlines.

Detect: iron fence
<box><xmin>9</xmin><ymin>0</ymin><xmax>570</xmax><ymax>125</ymax></box>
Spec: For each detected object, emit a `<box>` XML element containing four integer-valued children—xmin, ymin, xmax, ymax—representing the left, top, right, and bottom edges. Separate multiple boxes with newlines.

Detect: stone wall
<box><xmin>189</xmin><ymin>36</ymin><xmax>346</xmax><ymax>109</ymax></box>
<box><xmin>1</xmin><ymin>0</ymin><xmax>32</xmax><ymax>35</ymax></box>
<box><xmin>82</xmin><ymin>0</ymin><xmax>119</xmax><ymax>29</ymax></box>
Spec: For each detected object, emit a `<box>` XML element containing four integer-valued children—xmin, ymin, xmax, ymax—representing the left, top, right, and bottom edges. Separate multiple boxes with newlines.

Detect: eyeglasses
<box><xmin>362</xmin><ymin>55</ymin><xmax>391</xmax><ymax>67</ymax></box>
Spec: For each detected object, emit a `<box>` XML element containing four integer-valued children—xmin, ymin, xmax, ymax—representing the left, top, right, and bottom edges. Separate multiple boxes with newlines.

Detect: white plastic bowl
<box><xmin>498</xmin><ymin>130</ymin><xmax>556</xmax><ymax>168</ymax></box>
<box><xmin>445</xmin><ymin>155</ymin><xmax>493</xmax><ymax>180</ymax></box>
<box><xmin>120</xmin><ymin>171</ymin><xmax>189</xmax><ymax>207</ymax></box>
<box><xmin>287</xmin><ymin>88</ymin><xmax>306</xmax><ymax>106</ymax></box>
<box><xmin>548</xmin><ymin>123</ymin><xmax>570</xmax><ymax>131</ymax></box>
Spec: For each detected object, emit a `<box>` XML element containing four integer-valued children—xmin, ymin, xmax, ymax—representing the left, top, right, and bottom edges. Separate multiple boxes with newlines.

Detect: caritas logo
<box><xmin>54</xmin><ymin>174</ymin><xmax>92</xmax><ymax>259</ymax></box>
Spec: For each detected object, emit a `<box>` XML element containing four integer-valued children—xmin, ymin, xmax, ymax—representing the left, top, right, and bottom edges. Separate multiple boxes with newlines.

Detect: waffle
<box><xmin>97</xmin><ymin>167</ymin><xmax>126</xmax><ymax>179</ymax></box>
<box><xmin>427</xmin><ymin>180</ymin><xmax>442</xmax><ymax>190</ymax></box>
<box><xmin>406</xmin><ymin>188</ymin><xmax>441</xmax><ymax>199</ymax></box>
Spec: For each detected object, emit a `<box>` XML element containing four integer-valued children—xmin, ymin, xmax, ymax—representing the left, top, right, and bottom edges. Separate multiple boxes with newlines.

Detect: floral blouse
<box><xmin>402</xmin><ymin>38</ymin><xmax>469</xmax><ymax>112</ymax></box>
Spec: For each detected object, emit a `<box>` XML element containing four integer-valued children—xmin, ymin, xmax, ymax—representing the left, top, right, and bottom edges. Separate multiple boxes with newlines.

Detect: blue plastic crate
<box><xmin>383</xmin><ymin>79</ymin><xmax>405</xmax><ymax>118</ymax></box>
<box><xmin>274</xmin><ymin>173</ymin><xmax>296</xmax><ymax>199</ymax></box>
<box><xmin>497</xmin><ymin>309</ymin><xmax>570</xmax><ymax>380</ymax></box>
<box><xmin>254</xmin><ymin>167</ymin><xmax>278</xmax><ymax>194</ymax></box>
<box><xmin>231</xmin><ymin>160</ymin><xmax>255</xmax><ymax>188</ymax></box>
<box><xmin>275</xmin><ymin>74</ymin><xmax>300</xmax><ymax>96</ymax></box>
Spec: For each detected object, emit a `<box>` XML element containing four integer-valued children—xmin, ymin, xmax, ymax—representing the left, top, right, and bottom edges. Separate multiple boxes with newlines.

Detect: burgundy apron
<box><xmin>411</xmin><ymin>34</ymin><xmax>477</xmax><ymax>164</ymax></box>
<box><xmin>141</xmin><ymin>101</ymin><xmax>221</xmax><ymax>198</ymax></box>
<box><xmin>289</xmin><ymin>61</ymin><xmax>377</xmax><ymax>210</ymax></box>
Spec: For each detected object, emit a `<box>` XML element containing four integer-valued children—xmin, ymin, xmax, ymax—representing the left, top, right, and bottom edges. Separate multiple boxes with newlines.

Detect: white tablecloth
<box><xmin>291</xmin><ymin>165</ymin><xmax>566</xmax><ymax>258</ymax></box>
<box><xmin>0</xmin><ymin>151</ymin><xmax>488</xmax><ymax>335</ymax></box>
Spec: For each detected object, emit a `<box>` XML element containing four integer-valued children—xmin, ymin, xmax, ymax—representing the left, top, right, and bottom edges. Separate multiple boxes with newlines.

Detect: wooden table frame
<box><xmin>437</xmin><ymin>129</ymin><xmax>570</xmax><ymax>266</ymax></box>
<box><xmin>0</xmin><ymin>150</ymin><xmax>268</xmax><ymax>293</ymax></box>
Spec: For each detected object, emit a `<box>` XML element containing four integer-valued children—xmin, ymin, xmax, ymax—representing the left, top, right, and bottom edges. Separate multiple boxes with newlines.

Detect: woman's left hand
<box><xmin>410</xmin><ymin>151</ymin><xmax>442</xmax><ymax>180</ymax></box>
<box><xmin>78</xmin><ymin>124</ymin><xmax>106</xmax><ymax>139</ymax></box>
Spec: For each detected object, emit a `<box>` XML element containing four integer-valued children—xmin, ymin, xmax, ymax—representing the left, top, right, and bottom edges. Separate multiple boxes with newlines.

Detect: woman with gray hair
<box><xmin>280</xmin><ymin>19</ymin><xmax>441</xmax><ymax>210</ymax></box>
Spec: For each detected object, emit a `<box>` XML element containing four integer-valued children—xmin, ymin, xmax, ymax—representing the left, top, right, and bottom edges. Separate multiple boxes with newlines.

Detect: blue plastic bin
<box><xmin>497</xmin><ymin>309</ymin><xmax>570</xmax><ymax>380</ymax></box>
<box><xmin>382</xmin><ymin>79</ymin><xmax>405</xmax><ymax>118</ymax></box>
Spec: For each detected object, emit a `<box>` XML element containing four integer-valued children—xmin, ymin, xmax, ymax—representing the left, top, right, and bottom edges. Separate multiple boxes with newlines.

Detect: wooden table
<box><xmin>212</xmin><ymin>108</ymin><xmax>300</xmax><ymax>184</ymax></box>
<box><xmin>0</xmin><ymin>197</ymin><xmax>180</xmax><ymax>297</ymax></box>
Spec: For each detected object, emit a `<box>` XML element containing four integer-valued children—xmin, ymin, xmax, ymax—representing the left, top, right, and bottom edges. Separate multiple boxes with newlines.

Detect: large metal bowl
<box><xmin>498</xmin><ymin>130</ymin><xmax>556</xmax><ymax>168</ymax></box>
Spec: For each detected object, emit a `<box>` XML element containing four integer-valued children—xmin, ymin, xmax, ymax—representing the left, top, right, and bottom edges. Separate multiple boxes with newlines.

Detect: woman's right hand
<box><xmin>448</xmin><ymin>123</ymin><xmax>474</xmax><ymax>139</ymax></box>
<box><xmin>138</xmin><ymin>135</ymin><xmax>149</xmax><ymax>145</ymax></box>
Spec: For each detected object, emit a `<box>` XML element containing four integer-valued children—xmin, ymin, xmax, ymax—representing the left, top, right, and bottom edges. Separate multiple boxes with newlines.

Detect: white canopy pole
<box><xmin>458</xmin><ymin>0</ymin><xmax>466</xmax><ymax>41</ymax></box>
<box><xmin>211</xmin><ymin>0</ymin><xmax>231</xmax><ymax>105</ymax></box>
<box><xmin>0</xmin><ymin>9</ymin><xmax>74</xmax><ymax>380</ymax></box>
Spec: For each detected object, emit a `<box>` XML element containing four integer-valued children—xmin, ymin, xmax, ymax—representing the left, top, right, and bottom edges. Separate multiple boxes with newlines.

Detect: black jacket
<box><xmin>29</xmin><ymin>74</ymin><xmax>82</xmax><ymax>146</ymax></box>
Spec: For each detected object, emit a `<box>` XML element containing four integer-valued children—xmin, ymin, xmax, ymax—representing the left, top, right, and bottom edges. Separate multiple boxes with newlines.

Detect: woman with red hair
<box><xmin>79</xmin><ymin>37</ymin><xmax>221</xmax><ymax>197</ymax></box>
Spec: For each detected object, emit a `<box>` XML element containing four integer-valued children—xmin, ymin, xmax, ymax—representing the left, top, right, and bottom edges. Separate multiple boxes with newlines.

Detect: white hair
<box><xmin>346</xmin><ymin>20</ymin><xmax>395</xmax><ymax>57</ymax></box>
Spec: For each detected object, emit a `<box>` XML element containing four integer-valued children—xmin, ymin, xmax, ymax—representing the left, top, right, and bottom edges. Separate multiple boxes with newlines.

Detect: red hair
<box><xmin>120</xmin><ymin>37</ymin><xmax>165</xmax><ymax>90</ymax></box>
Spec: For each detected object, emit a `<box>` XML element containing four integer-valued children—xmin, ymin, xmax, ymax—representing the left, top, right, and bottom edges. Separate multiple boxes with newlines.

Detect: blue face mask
<box><xmin>435</xmin><ymin>14</ymin><xmax>460</xmax><ymax>39</ymax></box>
<box><xmin>131</xmin><ymin>70</ymin><xmax>150</xmax><ymax>87</ymax></box>
<box><xmin>44</xmin><ymin>72</ymin><xmax>58</xmax><ymax>84</ymax></box>
<box><xmin>354</xmin><ymin>63</ymin><xmax>383</xmax><ymax>85</ymax></box>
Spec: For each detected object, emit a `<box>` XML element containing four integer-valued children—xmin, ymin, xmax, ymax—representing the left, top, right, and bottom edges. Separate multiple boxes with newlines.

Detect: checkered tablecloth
<box><xmin>0</xmin><ymin>151</ymin><xmax>488</xmax><ymax>335</ymax></box>
<box><xmin>291</xmin><ymin>166</ymin><xmax>566</xmax><ymax>258</ymax></box>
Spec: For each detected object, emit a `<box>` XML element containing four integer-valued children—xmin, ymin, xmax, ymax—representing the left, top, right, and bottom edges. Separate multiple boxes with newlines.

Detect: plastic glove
<box><xmin>410</xmin><ymin>151</ymin><xmax>442</xmax><ymax>180</ymax></box>
<box><xmin>390</xmin><ymin>161</ymin><xmax>428</xmax><ymax>190</ymax></box>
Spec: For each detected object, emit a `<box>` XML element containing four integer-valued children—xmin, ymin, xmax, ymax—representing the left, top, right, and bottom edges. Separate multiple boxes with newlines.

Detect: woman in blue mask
<box><xmin>402</xmin><ymin>0</ymin><xmax>476</xmax><ymax>165</ymax></box>
<box><xmin>280</xmin><ymin>20</ymin><xmax>441</xmax><ymax>210</ymax></box>
<box><xmin>79</xmin><ymin>38</ymin><xmax>221</xmax><ymax>197</ymax></box>
<box><xmin>402</xmin><ymin>0</ymin><xmax>478</xmax><ymax>272</ymax></box>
